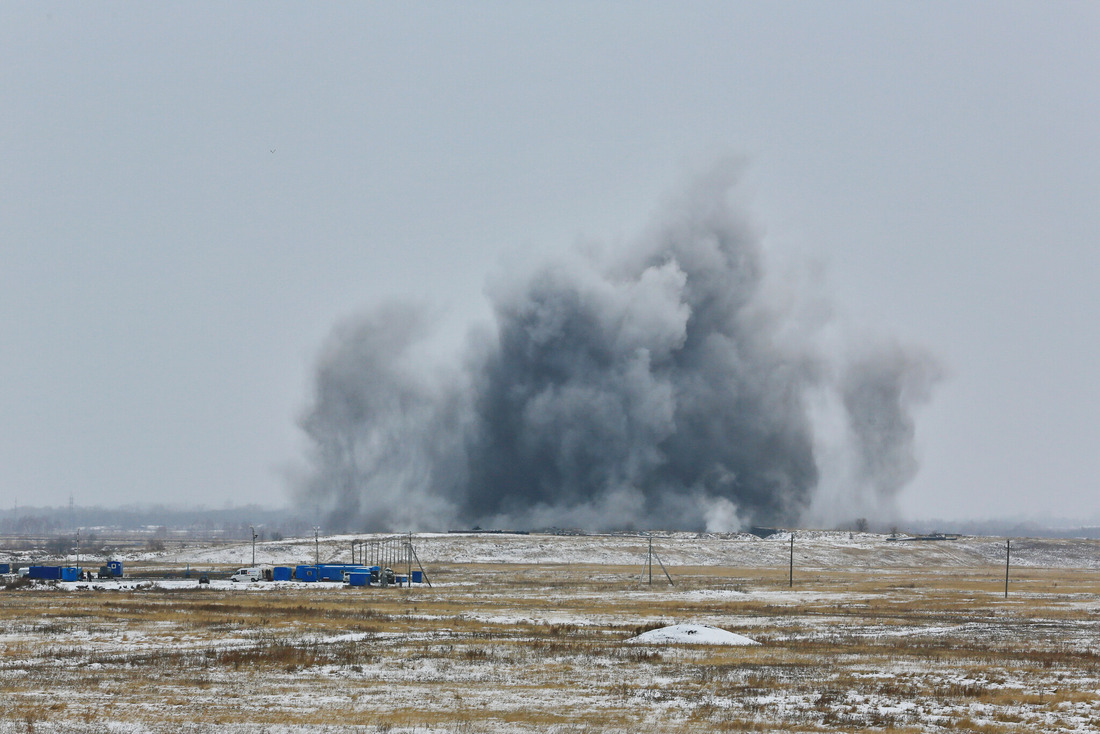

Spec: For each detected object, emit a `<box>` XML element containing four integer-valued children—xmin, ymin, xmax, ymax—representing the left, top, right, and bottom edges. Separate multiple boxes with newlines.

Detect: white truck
<box><xmin>229</xmin><ymin>567</ymin><xmax>262</xmax><ymax>583</ymax></box>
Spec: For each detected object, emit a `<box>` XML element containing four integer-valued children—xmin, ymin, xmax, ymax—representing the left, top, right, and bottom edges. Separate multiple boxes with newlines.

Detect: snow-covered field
<box><xmin>106</xmin><ymin>529</ymin><xmax>1100</xmax><ymax>573</ymax></box>
<box><xmin>2</xmin><ymin>531</ymin><xmax>1099</xmax><ymax>732</ymax></box>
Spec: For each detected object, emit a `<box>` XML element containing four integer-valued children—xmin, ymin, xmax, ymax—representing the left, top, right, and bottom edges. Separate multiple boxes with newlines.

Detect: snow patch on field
<box><xmin>628</xmin><ymin>623</ymin><xmax>759</xmax><ymax>646</ymax></box>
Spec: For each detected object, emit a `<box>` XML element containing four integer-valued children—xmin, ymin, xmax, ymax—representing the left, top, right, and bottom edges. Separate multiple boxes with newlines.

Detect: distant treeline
<box><xmin>2</xmin><ymin>503</ymin><xmax>1098</xmax><ymax>541</ymax></box>
<box><xmin>0</xmin><ymin>504</ymin><xmax>313</xmax><ymax>540</ymax></box>
<box><xmin>903</xmin><ymin>519</ymin><xmax>1100</xmax><ymax>540</ymax></box>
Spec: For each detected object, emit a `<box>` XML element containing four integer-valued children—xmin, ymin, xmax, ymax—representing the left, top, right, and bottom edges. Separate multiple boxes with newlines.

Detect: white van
<box><xmin>230</xmin><ymin>567</ymin><xmax>262</xmax><ymax>583</ymax></box>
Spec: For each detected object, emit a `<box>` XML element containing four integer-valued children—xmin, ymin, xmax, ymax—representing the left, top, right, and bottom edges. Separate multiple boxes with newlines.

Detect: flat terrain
<box><xmin>1</xmin><ymin>532</ymin><xmax>1099</xmax><ymax>732</ymax></box>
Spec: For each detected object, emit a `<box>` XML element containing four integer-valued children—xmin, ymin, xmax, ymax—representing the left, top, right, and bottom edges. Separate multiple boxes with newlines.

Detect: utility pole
<box><xmin>1004</xmin><ymin>538</ymin><xmax>1010</xmax><ymax>599</ymax></box>
<box><xmin>313</xmin><ymin>526</ymin><xmax>320</xmax><ymax>567</ymax></box>
<box><xmin>789</xmin><ymin>534</ymin><xmax>794</xmax><ymax>588</ymax></box>
<box><xmin>250</xmin><ymin>525</ymin><xmax>257</xmax><ymax>567</ymax></box>
<box><xmin>641</xmin><ymin>534</ymin><xmax>673</xmax><ymax>586</ymax></box>
<box><xmin>648</xmin><ymin>536</ymin><xmax>653</xmax><ymax>585</ymax></box>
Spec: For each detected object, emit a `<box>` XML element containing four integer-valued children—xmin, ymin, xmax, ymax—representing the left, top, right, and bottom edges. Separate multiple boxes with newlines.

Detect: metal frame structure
<box><xmin>349</xmin><ymin>533</ymin><xmax>432</xmax><ymax>588</ymax></box>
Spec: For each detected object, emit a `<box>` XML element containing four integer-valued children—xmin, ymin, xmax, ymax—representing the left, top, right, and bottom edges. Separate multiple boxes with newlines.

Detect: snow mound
<box><xmin>627</xmin><ymin>623</ymin><xmax>759</xmax><ymax>646</ymax></box>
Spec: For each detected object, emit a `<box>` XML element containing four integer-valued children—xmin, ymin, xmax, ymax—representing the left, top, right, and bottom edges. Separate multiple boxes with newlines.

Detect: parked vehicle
<box><xmin>229</xmin><ymin>567</ymin><xmax>262</xmax><ymax>583</ymax></box>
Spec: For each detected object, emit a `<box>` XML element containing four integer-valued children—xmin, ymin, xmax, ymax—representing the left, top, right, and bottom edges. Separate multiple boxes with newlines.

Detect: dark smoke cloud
<box><xmin>297</xmin><ymin>164</ymin><xmax>940</xmax><ymax>532</ymax></box>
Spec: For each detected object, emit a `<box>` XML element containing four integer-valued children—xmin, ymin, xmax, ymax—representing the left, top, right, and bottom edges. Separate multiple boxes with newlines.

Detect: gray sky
<box><xmin>2</xmin><ymin>2</ymin><xmax>1098</xmax><ymax>523</ymax></box>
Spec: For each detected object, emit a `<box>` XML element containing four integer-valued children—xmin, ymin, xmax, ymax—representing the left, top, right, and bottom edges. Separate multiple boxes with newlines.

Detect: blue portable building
<box><xmin>347</xmin><ymin>572</ymin><xmax>369</xmax><ymax>587</ymax></box>
<box><xmin>107</xmin><ymin>561</ymin><xmax>123</xmax><ymax>577</ymax></box>
<box><xmin>295</xmin><ymin>565</ymin><xmax>319</xmax><ymax>582</ymax></box>
<box><xmin>61</xmin><ymin>567</ymin><xmax>81</xmax><ymax>582</ymax></box>
<box><xmin>411</xmin><ymin>570</ymin><xmax>423</xmax><ymax>584</ymax></box>
<box><xmin>272</xmin><ymin>566</ymin><xmax>293</xmax><ymax>581</ymax></box>
<box><xmin>338</xmin><ymin>566</ymin><xmax>371</xmax><ymax>582</ymax></box>
<box><xmin>319</xmin><ymin>564</ymin><xmax>372</xmax><ymax>581</ymax></box>
<box><xmin>0</xmin><ymin>564</ymin><xmax>10</xmax><ymax>574</ymax></box>
<box><xmin>28</xmin><ymin>566</ymin><xmax>62</xmax><ymax>580</ymax></box>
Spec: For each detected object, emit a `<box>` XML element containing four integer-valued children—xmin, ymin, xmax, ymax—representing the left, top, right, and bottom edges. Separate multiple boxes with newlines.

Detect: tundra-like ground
<box><xmin>1</xmin><ymin>532</ymin><xmax>1099</xmax><ymax>732</ymax></box>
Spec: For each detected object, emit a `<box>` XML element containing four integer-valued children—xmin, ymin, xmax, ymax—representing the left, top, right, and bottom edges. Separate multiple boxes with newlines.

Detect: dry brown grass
<box><xmin>0</xmin><ymin>555</ymin><xmax>1098</xmax><ymax>732</ymax></box>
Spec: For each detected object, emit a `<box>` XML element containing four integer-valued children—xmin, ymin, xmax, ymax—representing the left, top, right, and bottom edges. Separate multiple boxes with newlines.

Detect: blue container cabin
<box><xmin>347</xmin><ymin>572</ymin><xmax>369</xmax><ymax>587</ymax></box>
<box><xmin>319</xmin><ymin>564</ymin><xmax>373</xmax><ymax>581</ymax></box>
<box><xmin>339</xmin><ymin>567</ymin><xmax>371</xmax><ymax>583</ymax></box>
<box><xmin>28</xmin><ymin>566</ymin><xmax>62</xmax><ymax>580</ymax></box>
<box><xmin>0</xmin><ymin>564</ymin><xmax>10</xmax><ymax>574</ymax></box>
<box><xmin>411</xmin><ymin>570</ymin><xmax>423</xmax><ymax>584</ymax></box>
<box><xmin>107</xmin><ymin>561</ymin><xmax>123</xmax><ymax>577</ymax></box>
<box><xmin>61</xmin><ymin>567</ymin><xmax>81</xmax><ymax>582</ymax></box>
<box><xmin>294</xmin><ymin>565</ymin><xmax>319</xmax><ymax>582</ymax></box>
<box><xmin>272</xmin><ymin>566</ymin><xmax>293</xmax><ymax>581</ymax></box>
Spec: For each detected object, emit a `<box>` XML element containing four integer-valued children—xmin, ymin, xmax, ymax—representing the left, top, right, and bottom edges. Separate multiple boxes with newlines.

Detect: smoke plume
<box><xmin>297</xmin><ymin>165</ymin><xmax>940</xmax><ymax>532</ymax></box>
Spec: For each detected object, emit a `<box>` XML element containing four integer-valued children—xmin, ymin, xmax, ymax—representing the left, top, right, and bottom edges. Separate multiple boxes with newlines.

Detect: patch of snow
<box><xmin>627</xmin><ymin>623</ymin><xmax>759</xmax><ymax>646</ymax></box>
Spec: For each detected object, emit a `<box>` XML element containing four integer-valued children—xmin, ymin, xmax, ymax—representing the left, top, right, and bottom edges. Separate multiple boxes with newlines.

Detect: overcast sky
<box><xmin>3</xmin><ymin>3</ymin><xmax>1098</xmax><ymax>524</ymax></box>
